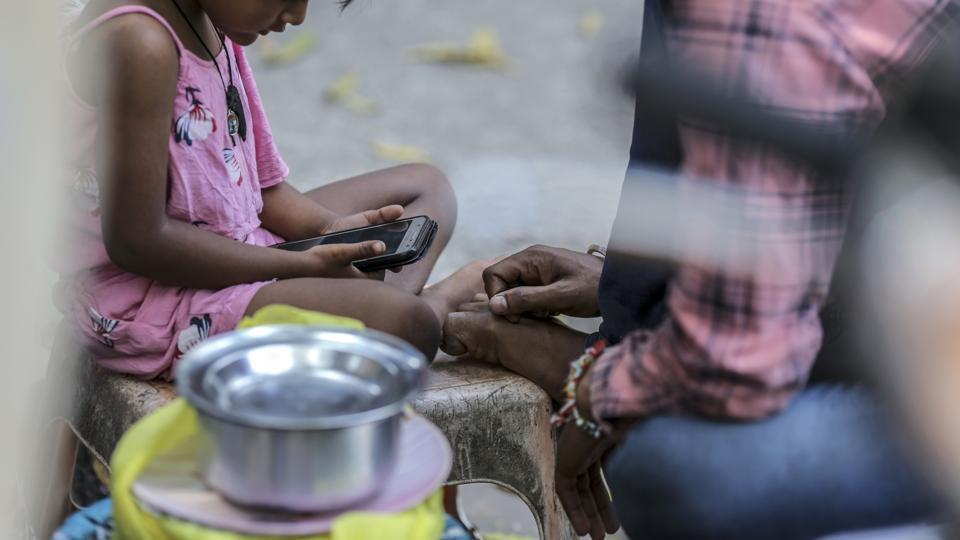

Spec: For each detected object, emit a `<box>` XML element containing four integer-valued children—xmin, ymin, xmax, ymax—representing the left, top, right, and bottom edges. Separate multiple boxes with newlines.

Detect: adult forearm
<box><xmin>108</xmin><ymin>218</ymin><xmax>311</xmax><ymax>289</ymax></box>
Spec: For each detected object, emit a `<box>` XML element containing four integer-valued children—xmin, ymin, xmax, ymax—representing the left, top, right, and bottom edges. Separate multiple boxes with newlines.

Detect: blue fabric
<box><xmin>53</xmin><ymin>498</ymin><xmax>113</xmax><ymax>540</ymax></box>
<box><xmin>605</xmin><ymin>385</ymin><xmax>941</xmax><ymax>540</ymax></box>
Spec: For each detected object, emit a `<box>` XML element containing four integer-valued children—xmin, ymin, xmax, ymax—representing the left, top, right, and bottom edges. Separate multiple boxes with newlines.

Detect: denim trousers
<box><xmin>605</xmin><ymin>385</ymin><xmax>940</xmax><ymax>539</ymax></box>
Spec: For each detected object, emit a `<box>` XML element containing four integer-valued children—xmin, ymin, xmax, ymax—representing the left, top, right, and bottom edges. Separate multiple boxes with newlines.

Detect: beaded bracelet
<box><xmin>550</xmin><ymin>340</ymin><xmax>607</xmax><ymax>438</ymax></box>
<box><xmin>573</xmin><ymin>408</ymin><xmax>605</xmax><ymax>439</ymax></box>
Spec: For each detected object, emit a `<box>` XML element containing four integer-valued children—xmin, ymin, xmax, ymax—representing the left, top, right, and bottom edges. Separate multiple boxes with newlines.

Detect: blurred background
<box><xmin>251</xmin><ymin>0</ymin><xmax>642</xmax><ymax>281</ymax></box>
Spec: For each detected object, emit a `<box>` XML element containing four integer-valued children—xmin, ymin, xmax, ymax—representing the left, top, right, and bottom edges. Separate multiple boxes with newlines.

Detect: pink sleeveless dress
<box><xmin>63</xmin><ymin>6</ymin><xmax>289</xmax><ymax>379</ymax></box>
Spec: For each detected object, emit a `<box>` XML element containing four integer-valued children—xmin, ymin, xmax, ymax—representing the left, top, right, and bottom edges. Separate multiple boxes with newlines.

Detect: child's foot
<box><xmin>440</xmin><ymin>308</ymin><xmax>587</xmax><ymax>401</ymax></box>
<box><xmin>421</xmin><ymin>259</ymin><xmax>497</xmax><ymax>324</ymax></box>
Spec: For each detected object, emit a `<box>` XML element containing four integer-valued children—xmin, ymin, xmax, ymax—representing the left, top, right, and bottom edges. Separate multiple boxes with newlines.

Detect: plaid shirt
<box><xmin>590</xmin><ymin>0</ymin><xmax>956</xmax><ymax>424</ymax></box>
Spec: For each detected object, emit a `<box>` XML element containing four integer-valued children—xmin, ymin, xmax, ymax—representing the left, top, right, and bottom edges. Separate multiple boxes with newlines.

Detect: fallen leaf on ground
<box><xmin>259</xmin><ymin>33</ymin><xmax>317</xmax><ymax>66</ymax></box>
<box><xmin>344</xmin><ymin>95</ymin><xmax>378</xmax><ymax>115</ymax></box>
<box><xmin>580</xmin><ymin>10</ymin><xmax>605</xmax><ymax>38</ymax></box>
<box><xmin>413</xmin><ymin>28</ymin><xmax>508</xmax><ymax>69</ymax></box>
<box><xmin>325</xmin><ymin>73</ymin><xmax>379</xmax><ymax>115</ymax></box>
<box><xmin>371</xmin><ymin>142</ymin><xmax>431</xmax><ymax>163</ymax></box>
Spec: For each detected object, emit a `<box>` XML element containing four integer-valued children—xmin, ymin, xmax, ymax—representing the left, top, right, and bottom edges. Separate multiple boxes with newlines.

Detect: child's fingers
<box><xmin>455</xmin><ymin>301</ymin><xmax>490</xmax><ymax>313</ymax></box>
<box><xmin>312</xmin><ymin>240</ymin><xmax>386</xmax><ymax>267</ymax></box>
<box><xmin>362</xmin><ymin>205</ymin><xmax>404</xmax><ymax>225</ymax></box>
<box><xmin>365</xmin><ymin>269</ymin><xmax>387</xmax><ymax>281</ymax></box>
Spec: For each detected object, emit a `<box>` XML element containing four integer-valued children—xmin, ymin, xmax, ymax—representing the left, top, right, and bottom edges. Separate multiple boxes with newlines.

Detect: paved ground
<box><xmin>250</xmin><ymin>1</ymin><xmax>644</xmax><ymax>537</ymax></box>
<box><xmin>252</xmin><ymin>0</ymin><xmax>643</xmax><ymax>280</ymax></box>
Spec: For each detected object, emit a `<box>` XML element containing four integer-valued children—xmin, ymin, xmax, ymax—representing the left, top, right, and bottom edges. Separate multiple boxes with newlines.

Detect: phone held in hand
<box><xmin>272</xmin><ymin>216</ymin><xmax>438</xmax><ymax>273</ymax></box>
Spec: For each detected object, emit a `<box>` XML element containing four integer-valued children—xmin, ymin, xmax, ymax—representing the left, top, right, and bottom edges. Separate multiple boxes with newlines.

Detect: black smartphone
<box><xmin>272</xmin><ymin>216</ymin><xmax>438</xmax><ymax>273</ymax></box>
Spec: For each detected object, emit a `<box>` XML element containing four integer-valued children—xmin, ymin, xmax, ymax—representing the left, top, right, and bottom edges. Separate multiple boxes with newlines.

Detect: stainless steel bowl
<box><xmin>176</xmin><ymin>325</ymin><xmax>428</xmax><ymax>513</ymax></box>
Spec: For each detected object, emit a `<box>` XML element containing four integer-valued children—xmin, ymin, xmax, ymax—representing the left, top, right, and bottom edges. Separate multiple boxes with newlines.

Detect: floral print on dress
<box><xmin>176</xmin><ymin>314</ymin><xmax>212</xmax><ymax>359</ymax></box>
<box><xmin>174</xmin><ymin>87</ymin><xmax>217</xmax><ymax>146</ymax></box>
<box><xmin>72</xmin><ymin>168</ymin><xmax>101</xmax><ymax>216</ymax></box>
<box><xmin>88</xmin><ymin>307</ymin><xmax>119</xmax><ymax>349</ymax></box>
<box><xmin>223</xmin><ymin>148</ymin><xmax>243</xmax><ymax>186</ymax></box>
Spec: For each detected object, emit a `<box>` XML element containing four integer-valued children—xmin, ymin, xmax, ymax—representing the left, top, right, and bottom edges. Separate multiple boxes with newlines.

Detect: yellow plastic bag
<box><xmin>111</xmin><ymin>304</ymin><xmax>445</xmax><ymax>540</ymax></box>
<box><xmin>236</xmin><ymin>304</ymin><xmax>366</xmax><ymax>331</ymax></box>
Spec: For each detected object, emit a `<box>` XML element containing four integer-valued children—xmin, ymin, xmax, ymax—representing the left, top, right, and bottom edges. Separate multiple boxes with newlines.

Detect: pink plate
<box><xmin>131</xmin><ymin>413</ymin><xmax>452</xmax><ymax>536</ymax></box>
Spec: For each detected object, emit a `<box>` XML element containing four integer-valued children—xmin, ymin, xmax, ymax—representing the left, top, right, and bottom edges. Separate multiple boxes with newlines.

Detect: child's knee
<box><xmin>399</xmin><ymin>163</ymin><xmax>449</xmax><ymax>190</ymax></box>
<box><xmin>401</xmin><ymin>163</ymin><xmax>457</xmax><ymax>230</ymax></box>
<box><xmin>401</xmin><ymin>164</ymin><xmax>455</xmax><ymax>202</ymax></box>
<box><xmin>383</xmin><ymin>291</ymin><xmax>441</xmax><ymax>359</ymax></box>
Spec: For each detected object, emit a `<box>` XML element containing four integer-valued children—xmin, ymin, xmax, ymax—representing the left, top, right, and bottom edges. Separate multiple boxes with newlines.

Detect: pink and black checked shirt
<box><xmin>590</xmin><ymin>0</ymin><xmax>956</xmax><ymax>425</ymax></box>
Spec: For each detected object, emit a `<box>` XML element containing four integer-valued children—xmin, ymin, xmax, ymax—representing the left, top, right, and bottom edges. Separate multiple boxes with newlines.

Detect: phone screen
<box><xmin>315</xmin><ymin>220</ymin><xmax>412</xmax><ymax>252</ymax></box>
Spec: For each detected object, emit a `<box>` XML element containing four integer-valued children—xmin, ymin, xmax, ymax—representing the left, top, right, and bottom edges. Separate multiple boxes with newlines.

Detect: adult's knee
<box><xmin>604</xmin><ymin>419</ymin><xmax>734</xmax><ymax>539</ymax></box>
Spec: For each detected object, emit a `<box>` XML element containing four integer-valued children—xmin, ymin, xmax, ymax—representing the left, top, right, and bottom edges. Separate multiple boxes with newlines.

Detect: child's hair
<box><xmin>339</xmin><ymin>0</ymin><xmax>354</xmax><ymax>10</ymax></box>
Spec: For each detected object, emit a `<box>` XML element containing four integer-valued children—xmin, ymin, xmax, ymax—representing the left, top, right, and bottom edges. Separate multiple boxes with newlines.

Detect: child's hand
<box><xmin>323</xmin><ymin>205</ymin><xmax>405</xmax><ymax>234</ymax></box>
<box><xmin>305</xmin><ymin>241</ymin><xmax>387</xmax><ymax>279</ymax></box>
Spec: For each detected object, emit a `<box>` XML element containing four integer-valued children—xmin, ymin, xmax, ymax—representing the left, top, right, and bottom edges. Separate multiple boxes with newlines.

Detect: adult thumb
<box><xmin>489</xmin><ymin>285</ymin><xmax>559</xmax><ymax>317</ymax></box>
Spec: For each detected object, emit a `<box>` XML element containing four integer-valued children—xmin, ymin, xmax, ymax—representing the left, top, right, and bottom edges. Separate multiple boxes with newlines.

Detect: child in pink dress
<box><xmin>63</xmin><ymin>0</ymin><xmax>480</xmax><ymax>379</ymax></box>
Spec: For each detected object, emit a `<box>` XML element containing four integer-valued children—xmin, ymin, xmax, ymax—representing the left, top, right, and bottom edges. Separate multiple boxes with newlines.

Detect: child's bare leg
<box><xmin>304</xmin><ymin>164</ymin><xmax>457</xmax><ymax>293</ymax></box>
<box><xmin>246</xmin><ymin>277</ymin><xmax>441</xmax><ymax>358</ymax></box>
<box><xmin>419</xmin><ymin>258</ymin><xmax>497</xmax><ymax>325</ymax></box>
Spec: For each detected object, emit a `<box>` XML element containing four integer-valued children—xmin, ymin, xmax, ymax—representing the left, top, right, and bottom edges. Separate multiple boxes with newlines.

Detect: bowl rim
<box><xmin>175</xmin><ymin>325</ymin><xmax>427</xmax><ymax>431</ymax></box>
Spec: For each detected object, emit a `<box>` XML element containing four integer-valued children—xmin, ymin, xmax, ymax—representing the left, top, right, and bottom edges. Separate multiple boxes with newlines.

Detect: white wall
<box><xmin>0</xmin><ymin>0</ymin><xmax>64</xmax><ymax>533</ymax></box>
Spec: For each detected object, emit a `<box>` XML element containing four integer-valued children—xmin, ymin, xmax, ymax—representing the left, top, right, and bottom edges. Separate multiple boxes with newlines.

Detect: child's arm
<box><xmin>259</xmin><ymin>182</ymin><xmax>404</xmax><ymax>240</ymax></box>
<box><xmin>85</xmin><ymin>16</ymin><xmax>381</xmax><ymax>289</ymax></box>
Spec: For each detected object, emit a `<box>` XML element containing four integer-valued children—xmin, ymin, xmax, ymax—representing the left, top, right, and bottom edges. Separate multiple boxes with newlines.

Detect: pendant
<box><xmin>226</xmin><ymin>85</ymin><xmax>247</xmax><ymax>141</ymax></box>
<box><xmin>227</xmin><ymin>108</ymin><xmax>240</xmax><ymax>137</ymax></box>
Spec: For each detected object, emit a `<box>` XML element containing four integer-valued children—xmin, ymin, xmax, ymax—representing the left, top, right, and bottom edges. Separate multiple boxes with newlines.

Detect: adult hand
<box><xmin>483</xmin><ymin>245</ymin><xmax>603</xmax><ymax>321</ymax></box>
<box><xmin>304</xmin><ymin>241</ymin><xmax>387</xmax><ymax>279</ymax></box>
<box><xmin>322</xmin><ymin>204</ymin><xmax>405</xmax><ymax>234</ymax></box>
<box><xmin>556</xmin><ymin>370</ymin><xmax>620</xmax><ymax>538</ymax></box>
<box><xmin>556</xmin><ymin>423</ymin><xmax>620</xmax><ymax>539</ymax></box>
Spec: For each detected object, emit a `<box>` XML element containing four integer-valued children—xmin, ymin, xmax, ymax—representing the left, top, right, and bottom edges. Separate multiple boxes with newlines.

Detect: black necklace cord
<box><xmin>168</xmin><ymin>0</ymin><xmax>247</xmax><ymax>142</ymax></box>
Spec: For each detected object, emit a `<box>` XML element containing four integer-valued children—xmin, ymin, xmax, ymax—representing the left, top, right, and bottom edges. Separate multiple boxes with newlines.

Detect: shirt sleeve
<box><xmin>589</xmin><ymin>0</ymin><xmax>950</xmax><ymax>425</ymax></box>
<box><xmin>590</xmin><ymin>260</ymin><xmax>826</xmax><ymax>424</ymax></box>
<box><xmin>233</xmin><ymin>43</ymin><xmax>289</xmax><ymax>189</ymax></box>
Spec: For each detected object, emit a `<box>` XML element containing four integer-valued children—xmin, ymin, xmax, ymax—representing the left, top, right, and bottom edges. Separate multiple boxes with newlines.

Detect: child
<box><xmin>63</xmin><ymin>0</ymin><xmax>480</xmax><ymax>379</ymax></box>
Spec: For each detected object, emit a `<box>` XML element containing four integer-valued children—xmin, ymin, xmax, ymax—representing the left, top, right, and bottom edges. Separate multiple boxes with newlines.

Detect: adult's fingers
<box><xmin>481</xmin><ymin>255</ymin><xmax>527</xmax><ymax>299</ymax></box>
<box><xmin>489</xmin><ymin>284</ymin><xmax>563</xmax><ymax>318</ymax></box>
<box><xmin>556</xmin><ymin>472</ymin><xmax>591</xmax><ymax>537</ymax></box>
<box><xmin>589</xmin><ymin>462</ymin><xmax>620</xmax><ymax>534</ymax></box>
<box><xmin>578</xmin><ymin>473</ymin><xmax>606</xmax><ymax>540</ymax></box>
